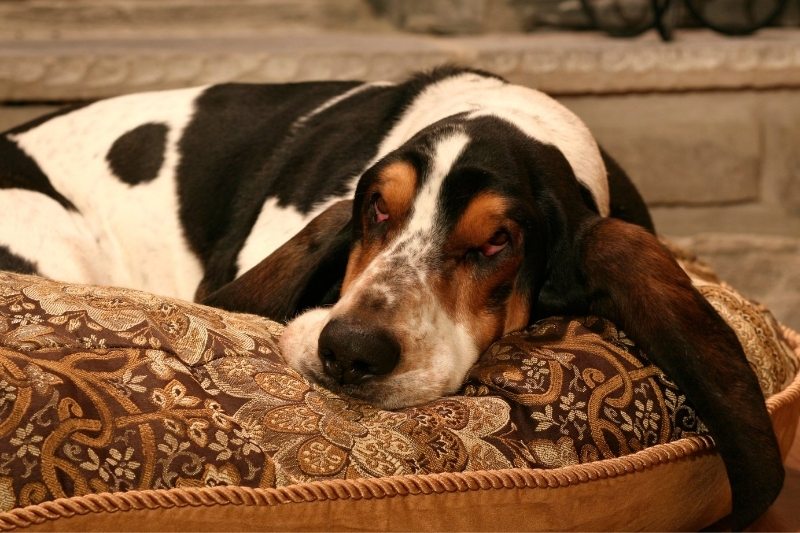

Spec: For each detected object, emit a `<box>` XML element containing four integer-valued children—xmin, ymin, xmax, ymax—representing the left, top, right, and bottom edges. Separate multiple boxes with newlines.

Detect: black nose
<box><xmin>318</xmin><ymin>318</ymin><xmax>400</xmax><ymax>385</ymax></box>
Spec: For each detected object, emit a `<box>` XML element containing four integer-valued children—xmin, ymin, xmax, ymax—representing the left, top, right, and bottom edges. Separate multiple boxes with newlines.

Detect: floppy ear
<box><xmin>201</xmin><ymin>200</ymin><xmax>353</xmax><ymax>322</ymax></box>
<box><xmin>541</xmin><ymin>216</ymin><xmax>783</xmax><ymax>529</ymax></box>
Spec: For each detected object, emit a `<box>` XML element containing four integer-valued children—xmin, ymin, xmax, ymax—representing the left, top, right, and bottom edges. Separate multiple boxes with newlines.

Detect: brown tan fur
<box><xmin>342</xmin><ymin>161</ymin><xmax>417</xmax><ymax>294</ymax></box>
<box><xmin>434</xmin><ymin>193</ymin><xmax>528</xmax><ymax>351</ymax></box>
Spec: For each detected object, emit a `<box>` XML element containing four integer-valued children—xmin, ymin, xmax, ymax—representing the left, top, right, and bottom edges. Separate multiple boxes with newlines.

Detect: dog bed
<box><xmin>0</xmin><ymin>244</ymin><xmax>797</xmax><ymax>531</ymax></box>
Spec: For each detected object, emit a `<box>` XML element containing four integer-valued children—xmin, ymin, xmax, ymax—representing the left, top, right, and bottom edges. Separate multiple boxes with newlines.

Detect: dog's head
<box><xmin>199</xmin><ymin>79</ymin><xmax>616</xmax><ymax>408</ymax></box>
<box><xmin>278</xmin><ymin>111</ymin><xmax>607</xmax><ymax>408</ymax></box>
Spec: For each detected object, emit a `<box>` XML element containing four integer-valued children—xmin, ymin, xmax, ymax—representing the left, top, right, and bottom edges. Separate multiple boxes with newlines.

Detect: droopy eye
<box><xmin>480</xmin><ymin>230</ymin><xmax>510</xmax><ymax>257</ymax></box>
<box><xmin>373</xmin><ymin>195</ymin><xmax>389</xmax><ymax>223</ymax></box>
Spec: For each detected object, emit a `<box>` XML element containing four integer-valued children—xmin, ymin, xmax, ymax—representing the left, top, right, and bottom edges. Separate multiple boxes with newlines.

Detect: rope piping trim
<box><xmin>0</xmin><ymin>327</ymin><xmax>798</xmax><ymax>531</ymax></box>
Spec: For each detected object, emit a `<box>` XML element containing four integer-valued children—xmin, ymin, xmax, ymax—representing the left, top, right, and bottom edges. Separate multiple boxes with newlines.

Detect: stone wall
<box><xmin>0</xmin><ymin>0</ymin><xmax>391</xmax><ymax>39</ymax></box>
<box><xmin>2</xmin><ymin>0</ymin><xmax>797</xmax><ymax>37</ymax></box>
<box><xmin>0</xmin><ymin>0</ymin><xmax>798</xmax><ymax>328</ymax></box>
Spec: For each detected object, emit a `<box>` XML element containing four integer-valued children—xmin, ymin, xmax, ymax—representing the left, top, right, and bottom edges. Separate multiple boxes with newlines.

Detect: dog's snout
<box><xmin>318</xmin><ymin>318</ymin><xmax>400</xmax><ymax>385</ymax></box>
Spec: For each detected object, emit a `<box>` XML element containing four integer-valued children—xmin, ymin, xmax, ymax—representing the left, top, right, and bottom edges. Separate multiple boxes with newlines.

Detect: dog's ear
<box><xmin>201</xmin><ymin>200</ymin><xmax>353</xmax><ymax>322</ymax></box>
<box><xmin>539</xmin><ymin>216</ymin><xmax>783</xmax><ymax>529</ymax></box>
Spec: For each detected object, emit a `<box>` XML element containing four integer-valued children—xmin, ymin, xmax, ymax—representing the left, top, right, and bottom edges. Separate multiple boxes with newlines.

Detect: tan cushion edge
<box><xmin>4</xmin><ymin>446</ymin><xmax>726</xmax><ymax>532</ymax></box>
<box><xmin>11</xmin><ymin>452</ymin><xmax>730</xmax><ymax>532</ymax></box>
<box><xmin>770</xmin><ymin>326</ymin><xmax>800</xmax><ymax>459</ymax></box>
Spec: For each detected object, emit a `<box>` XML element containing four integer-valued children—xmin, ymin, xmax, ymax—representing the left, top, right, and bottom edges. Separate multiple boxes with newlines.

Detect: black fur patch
<box><xmin>0</xmin><ymin>136</ymin><xmax>76</xmax><ymax>211</ymax></box>
<box><xmin>176</xmin><ymin>81</ymin><xmax>361</xmax><ymax>269</ymax></box>
<box><xmin>0</xmin><ymin>245</ymin><xmax>38</xmax><ymax>274</ymax></box>
<box><xmin>106</xmin><ymin>123</ymin><xmax>168</xmax><ymax>185</ymax></box>
<box><xmin>602</xmin><ymin>148</ymin><xmax>655</xmax><ymax>233</ymax></box>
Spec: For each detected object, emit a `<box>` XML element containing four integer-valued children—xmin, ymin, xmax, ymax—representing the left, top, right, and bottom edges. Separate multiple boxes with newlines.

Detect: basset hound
<box><xmin>0</xmin><ymin>66</ymin><xmax>783</xmax><ymax>527</ymax></box>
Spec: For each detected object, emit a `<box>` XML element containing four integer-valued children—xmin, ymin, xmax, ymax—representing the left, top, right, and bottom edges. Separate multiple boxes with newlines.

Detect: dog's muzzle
<box><xmin>317</xmin><ymin>317</ymin><xmax>400</xmax><ymax>385</ymax></box>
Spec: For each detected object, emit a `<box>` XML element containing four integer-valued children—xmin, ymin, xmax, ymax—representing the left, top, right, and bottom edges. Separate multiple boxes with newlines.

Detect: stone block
<box><xmin>761</xmin><ymin>93</ymin><xmax>800</xmax><ymax>212</ymax></box>
<box><xmin>370</xmin><ymin>0</ymin><xmax>531</xmax><ymax>33</ymax></box>
<box><xmin>2</xmin><ymin>30</ymin><xmax>800</xmax><ymax>100</ymax></box>
<box><xmin>561</xmin><ymin>93</ymin><xmax>761</xmax><ymax>206</ymax></box>
<box><xmin>0</xmin><ymin>0</ymin><xmax>389</xmax><ymax>39</ymax></box>
<box><xmin>651</xmin><ymin>205</ymin><xmax>800</xmax><ymax>238</ymax></box>
<box><xmin>672</xmin><ymin>233</ymin><xmax>800</xmax><ymax>331</ymax></box>
<box><xmin>372</xmin><ymin>0</ymin><xmax>484</xmax><ymax>34</ymax></box>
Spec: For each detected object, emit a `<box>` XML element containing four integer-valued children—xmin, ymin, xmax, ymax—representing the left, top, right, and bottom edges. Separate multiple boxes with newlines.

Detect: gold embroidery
<box><xmin>0</xmin><ymin>246</ymin><xmax>795</xmax><ymax>512</ymax></box>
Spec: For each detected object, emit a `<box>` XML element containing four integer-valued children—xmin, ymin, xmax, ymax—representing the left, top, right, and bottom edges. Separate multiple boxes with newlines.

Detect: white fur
<box><xmin>238</xmin><ymin>197</ymin><xmax>314</xmax><ymax>274</ymax></box>
<box><xmin>0</xmin><ymin>189</ymin><xmax>102</xmax><ymax>283</ymax></box>
<box><xmin>278</xmin><ymin>308</ymin><xmax>331</xmax><ymax>375</ymax></box>
<box><xmin>406</xmin><ymin>131</ymin><xmax>470</xmax><ymax>234</ymax></box>
<box><xmin>9</xmin><ymin>86</ymin><xmax>206</xmax><ymax>299</ymax></box>
<box><xmin>368</xmin><ymin>73</ymin><xmax>609</xmax><ymax>215</ymax></box>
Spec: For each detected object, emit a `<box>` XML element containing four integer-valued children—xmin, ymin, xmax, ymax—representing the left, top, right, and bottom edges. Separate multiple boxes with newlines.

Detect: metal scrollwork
<box><xmin>580</xmin><ymin>0</ymin><xmax>791</xmax><ymax>41</ymax></box>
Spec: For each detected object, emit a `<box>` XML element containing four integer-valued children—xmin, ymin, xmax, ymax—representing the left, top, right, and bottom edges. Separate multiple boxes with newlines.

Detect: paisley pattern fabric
<box><xmin>669</xmin><ymin>241</ymin><xmax>798</xmax><ymax>394</ymax></box>
<box><xmin>0</xmin><ymin>255</ymin><xmax>796</xmax><ymax>511</ymax></box>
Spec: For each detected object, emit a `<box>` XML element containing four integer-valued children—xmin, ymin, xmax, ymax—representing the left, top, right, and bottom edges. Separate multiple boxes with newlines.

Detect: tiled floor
<box><xmin>747</xmin><ymin>423</ymin><xmax>800</xmax><ymax>531</ymax></box>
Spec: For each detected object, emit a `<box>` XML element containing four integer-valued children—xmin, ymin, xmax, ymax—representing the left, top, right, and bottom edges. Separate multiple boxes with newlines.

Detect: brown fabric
<box><xmin>0</xmin><ymin>240</ymin><xmax>796</xmax><ymax>528</ymax></box>
<box><xmin>7</xmin><ymin>360</ymin><xmax>800</xmax><ymax>532</ymax></box>
<box><xmin>0</xmin><ymin>275</ymin><xmax>705</xmax><ymax>502</ymax></box>
<box><xmin>698</xmin><ymin>284</ymin><xmax>798</xmax><ymax>396</ymax></box>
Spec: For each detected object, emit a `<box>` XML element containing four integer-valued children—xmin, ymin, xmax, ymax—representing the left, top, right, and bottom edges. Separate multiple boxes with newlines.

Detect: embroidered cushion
<box><xmin>0</xmin><ymin>244</ymin><xmax>796</xmax><ymax>531</ymax></box>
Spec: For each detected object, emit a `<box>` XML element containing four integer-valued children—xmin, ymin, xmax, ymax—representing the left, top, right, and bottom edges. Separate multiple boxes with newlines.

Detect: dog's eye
<box><xmin>373</xmin><ymin>195</ymin><xmax>389</xmax><ymax>223</ymax></box>
<box><xmin>480</xmin><ymin>230</ymin><xmax>509</xmax><ymax>257</ymax></box>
